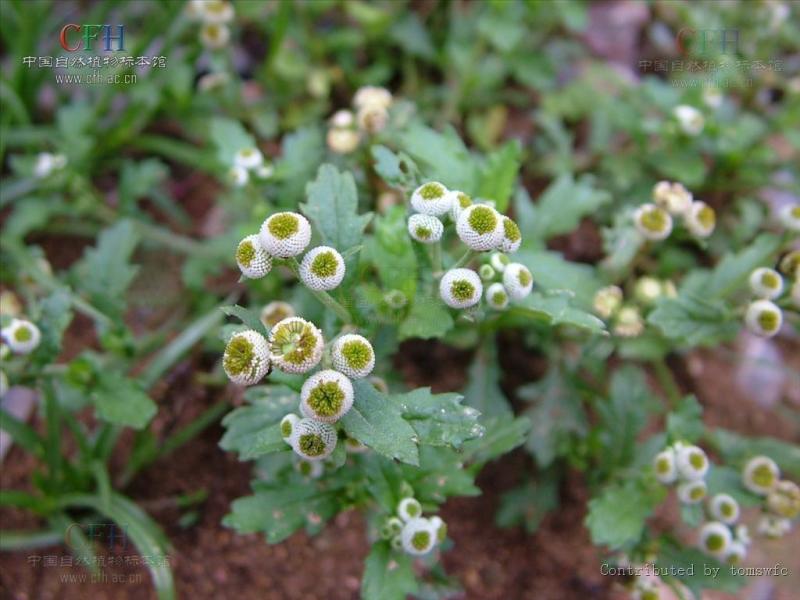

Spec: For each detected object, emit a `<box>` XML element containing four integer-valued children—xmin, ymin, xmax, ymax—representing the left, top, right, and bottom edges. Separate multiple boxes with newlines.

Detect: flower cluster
<box><xmin>742</xmin><ymin>456</ymin><xmax>799</xmax><ymax>539</ymax></box>
<box><xmin>653</xmin><ymin>441</ymin><xmax>710</xmax><ymax>504</ymax></box>
<box><xmin>404</xmin><ymin>182</ymin><xmax>531</xmax><ymax>311</ymax></box>
<box><xmin>326</xmin><ymin>86</ymin><xmax>393</xmax><ymax>154</ymax></box>
<box><xmin>744</xmin><ymin>267</ymin><xmax>787</xmax><ymax>338</ymax></box>
<box><xmin>234</xmin><ymin>211</ymin><xmax>347</xmax><ymax>291</ymax></box>
<box><xmin>634</xmin><ymin>181</ymin><xmax>715</xmax><ymax>241</ymax></box>
<box><xmin>187</xmin><ymin>0</ymin><xmax>235</xmax><ymax>50</ymax></box>
<box><xmin>592</xmin><ymin>281</ymin><xmax>676</xmax><ymax>339</ymax></box>
<box><xmin>228</xmin><ymin>146</ymin><xmax>273</xmax><ymax>188</ymax></box>
<box><xmin>380</xmin><ymin>496</ymin><xmax>447</xmax><ymax>557</ymax></box>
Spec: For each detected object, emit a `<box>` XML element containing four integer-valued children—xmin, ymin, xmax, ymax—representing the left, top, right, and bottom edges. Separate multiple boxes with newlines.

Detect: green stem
<box><xmin>430</xmin><ymin>241</ymin><xmax>443</xmax><ymax>277</ymax></box>
<box><xmin>652</xmin><ymin>358</ymin><xmax>681</xmax><ymax>408</ymax></box>
<box><xmin>450</xmin><ymin>249</ymin><xmax>478</xmax><ymax>271</ymax></box>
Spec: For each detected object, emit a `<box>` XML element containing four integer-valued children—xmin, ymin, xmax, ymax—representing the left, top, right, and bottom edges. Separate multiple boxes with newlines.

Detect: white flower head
<box><xmin>34</xmin><ymin>152</ymin><xmax>67</xmax><ymax>179</ymax></box>
<box><xmin>401</xmin><ymin>518</ymin><xmax>437</xmax><ymax>556</ymax></box>
<box><xmin>779</xmin><ymin>203</ymin><xmax>800</xmax><ymax>232</ymax></box>
<box><xmin>490</xmin><ymin>252</ymin><xmax>510</xmax><ymax>273</ymax></box>
<box><xmin>268</xmin><ymin>317</ymin><xmax>324</xmax><ymax>374</ymax></box>
<box><xmin>260</xmin><ymin>301</ymin><xmax>295</xmax><ymax>329</ymax></box>
<box><xmin>330</xmin><ymin>109</ymin><xmax>355</xmax><ymax>128</ymax></box>
<box><xmin>779</xmin><ymin>250</ymin><xmax>800</xmax><ymax>280</ymax></box>
<box><xmin>675</xmin><ymin>444</ymin><xmax>709</xmax><ymax>481</ymax></box>
<box><xmin>407</xmin><ymin>214</ymin><xmax>443</xmax><ymax>244</ymax></box>
<box><xmin>200</xmin><ymin>22</ymin><xmax>230</xmax><ymax>49</ymax></box>
<box><xmin>749</xmin><ymin>267</ymin><xmax>783</xmax><ymax>300</ymax></box>
<box><xmin>234</xmin><ymin>147</ymin><xmax>263</xmax><ymax>170</ymax></box>
<box><xmin>353</xmin><ymin>86</ymin><xmax>392</xmax><ymax>110</ymax></box>
<box><xmin>677</xmin><ymin>479</ymin><xmax>707</xmax><ymax>504</ymax></box>
<box><xmin>502</xmin><ymin>263</ymin><xmax>533</xmax><ymax>300</ymax></box>
<box><xmin>299</xmin><ymin>246</ymin><xmax>346</xmax><ymax>291</ymax></box>
<box><xmin>255</xmin><ymin>164</ymin><xmax>274</xmax><ymax>179</ymax></box>
<box><xmin>684</xmin><ymin>201</ymin><xmax>716</xmax><ymax>238</ymax></box>
<box><xmin>332</xmin><ymin>334</ymin><xmax>375</xmax><ymax>379</ymax></box>
<box><xmin>456</xmin><ymin>204</ymin><xmax>504</xmax><ymax>251</ymax></box>
<box><xmin>766</xmin><ymin>480</ymin><xmax>800</xmax><ymax>519</ymax></box>
<box><xmin>479</xmin><ymin>264</ymin><xmax>496</xmax><ymax>281</ymax></box>
<box><xmin>295</xmin><ymin>458</ymin><xmax>324</xmax><ymax>479</ymax></box>
<box><xmin>227</xmin><ymin>165</ymin><xmax>249</xmax><ymax>187</ymax></box>
<box><xmin>485</xmin><ymin>282</ymin><xmax>509</xmax><ymax>310</ymax></box>
<box><xmin>742</xmin><ymin>455</ymin><xmax>780</xmax><ymax>496</ymax></box>
<box><xmin>236</xmin><ymin>235</ymin><xmax>272</xmax><ymax>279</ymax></box>
<box><xmin>280</xmin><ymin>413</ymin><xmax>301</xmax><ymax>443</ymax></box>
<box><xmin>326</xmin><ymin>128</ymin><xmax>360</xmax><ymax>154</ymax></box>
<box><xmin>1</xmin><ymin>319</ymin><xmax>41</xmax><ymax>355</ymax></box>
<box><xmin>396</xmin><ymin>497</ymin><xmax>422</xmax><ymax>522</ymax></box>
<box><xmin>698</xmin><ymin>521</ymin><xmax>732</xmax><ymax>558</ymax></box>
<box><xmin>674</xmin><ymin>104</ymin><xmax>704</xmax><ymax>136</ymax></box>
<box><xmin>593</xmin><ymin>285</ymin><xmax>623</xmax><ymax>319</ymax></box>
<box><xmin>652</xmin><ymin>181</ymin><xmax>693</xmax><ymax>216</ymax></box>
<box><xmin>633</xmin><ymin>277</ymin><xmax>664</xmax><ymax>306</ymax></box>
<box><xmin>380</xmin><ymin>516</ymin><xmax>404</xmax><ymax>539</ymax></box>
<box><xmin>708</xmin><ymin>494</ymin><xmax>740</xmax><ymax>525</ymax></box>
<box><xmin>735</xmin><ymin>524</ymin><xmax>751</xmax><ymax>546</ymax></box>
<box><xmin>498</xmin><ymin>217</ymin><xmax>522</xmax><ymax>253</ymax></box>
<box><xmin>634</xmin><ymin>204</ymin><xmax>673</xmax><ymax>241</ymax></box>
<box><xmin>723</xmin><ymin>541</ymin><xmax>746</xmax><ymax>565</ymax></box>
<box><xmin>745</xmin><ymin>300</ymin><xmax>782</xmax><ymax>338</ymax></box>
<box><xmin>653</xmin><ymin>448</ymin><xmax>678</xmax><ymax>485</ymax></box>
<box><xmin>290</xmin><ymin>418</ymin><xmax>337</xmax><ymax>461</ymax></box>
<box><xmin>200</xmin><ymin>0</ymin><xmax>234</xmax><ymax>24</ymax></box>
<box><xmin>300</xmin><ymin>369</ymin><xmax>354</xmax><ymax>423</ymax></box>
<box><xmin>440</xmin><ymin>268</ymin><xmax>483</xmax><ymax>309</ymax></box>
<box><xmin>259</xmin><ymin>212</ymin><xmax>312</xmax><ymax>258</ymax></box>
<box><xmin>223</xmin><ymin>330</ymin><xmax>271</xmax><ymax>386</ymax></box>
<box><xmin>429</xmin><ymin>515</ymin><xmax>447</xmax><ymax>543</ymax></box>
<box><xmin>411</xmin><ymin>182</ymin><xmax>452</xmax><ymax>217</ymax></box>
<box><xmin>613</xmin><ymin>306</ymin><xmax>644</xmax><ymax>338</ymax></box>
<box><xmin>448</xmin><ymin>190</ymin><xmax>473</xmax><ymax>222</ymax></box>
<box><xmin>357</xmin><ymin>104</ymin><xmax>388</xmax><ymax>134</ymax></box>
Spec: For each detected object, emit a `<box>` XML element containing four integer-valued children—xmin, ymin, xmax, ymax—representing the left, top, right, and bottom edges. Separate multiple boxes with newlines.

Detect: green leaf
<box><xmin>520</xmin><ymin>174</ymin><xmax>610</xmax><ymax>244</ymax></box>
<box><xmin>91</xmin><ymin>373</ymin><xmax>156</xmax><ymax>430</ymax></box>
<box><xmin>301</xmin><ymin>164</ymin><xmax>373</xmax><ymax>252</ymax></box>
<box><xmin>209</xmin><ymin>117</ymin><xmax>255</xmax><ymax>167</ymax></box>
<box><xmin>586</xmin><ymin>480</ymin><xmax>665</xmax><ymax>550</ymax></box>
<box><xmin>496</xmin><ymin>473</ymin><xmax>559</xmax><ymax>533</ymax></box>
<box><xmin>647</xmin><ymin>295</ymin><xmax>738</xmax><ymax>347</ymax></box>
<box><xmin>223</xmin><ymin>484</ymin><xmax>339</xmax><ymax>543</ymax></box>
<box><xmin>71</xmin><ymin>220</ymin><xmax>140</xmax><ymax>317</ymax></box>
<box><xmin>274</xmin><ymin>125</ymin><xmax>325</xmax><ymax>202</ymax></box>
<box><xmin>463</xmin><ymin>340</ymin><xmax>511</xmax><ymax>417</ymax></box>
<box><xmin>477</xmin><ymin>139</ymin><xmax>521</xmax><ymax>212</ymax></box>
<box><xmin>462</xmin><ymin>415</ymin><xmax>530</xmax><ymax>465</ymax></box>
<box><xmin>397</xmin><ymin>388</ymin><xmax>483</xmax><ymax>449</ymax></box>
<box><xmin>519</xmin><ymin>369</ymin><xmax>587</xmax><ymax>467</ymax></box>
<box><xmin>221</xmin><ymin>304</ymin><xmax>268</xmax><ymax>336</ymax></box>
<box><xmin>709</xmin><ymin>429</ymin><xmax>800</xmax><ymax>479</ymax></box>
<box><xmin>362</xmin><ymin>206</ymin><xmax>417</xmax><ymax>299</ymax></box>
<box><xmin>702</xmin><ymin>233</ymin><xmax>782</xmax><ymax>299</ymax></box>
<box><xmin>397</xmin><ymin>124</ymin><xmax>477</xmax><ymax>191</ymax></box>
<box><xmin>371</xmin><ymin>145</ymin><xmax>420</xmax><ymax>190</ymax></box>
<box><xmin>31</xmin><ymin>290</ymin><xmax>73</xmax><ymax>366</ymax></box>
<box><xmin>361</xmin><ymin>542</ymin><xmax>418</xmax><ymax>600</ymax></box>
<box><xmin>342</xmin><ymin>380</ymin><xmax>419</xmax><ymax>466</ymax></box>
<box><xmin>656</xmin><ymin>537</ymin><xmax>745</xmax><ymax>594</ymax></box>
<box><xmin>220</xmin><ymin>386</ymin><xmax>298</xmax><ymax>459</ymax></box>
<box><xmin>514</xmin><ymin>249</ymin><xmax>603</xmax><ymax>309</ymax></box>
<box><xmin>512</xmin><ymin>290</ymin><xmax>606</xmax><ymax>333</ymax></box>
<box><xmin>398</xmin><ymin>296</ymin><xmax>453</xmax><ymax>340</ymax></box>
<box><xmin>666</xmin><ymin>396</ymin><xmax>704</xmax><ymax>443</ymax></box>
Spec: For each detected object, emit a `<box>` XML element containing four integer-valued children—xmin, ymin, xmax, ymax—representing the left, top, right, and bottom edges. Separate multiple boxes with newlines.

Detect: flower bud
<box><xmin>353</xmin><ymin>86</ymin><xmax>392</xmax><ymax>111</ymax></box>
<box><xmin>269</xmin><ymin>317</ymin><xmax>324</xmax><ymax>374</ymax></box>
<box><xmin>502</xmin><ymin>263</ymin><xmax>533</xmax><ymax>300</ymax></box>
<box><xmin>748</xmin><ymin>267</ymin><xmax>783</xmax><ymax>300</ymax></box>
<box><xmin>479</xmin><ymin>264</ymin><xmax>496</xmax><ymax>281</ymax></box>
<box><xmin>290</xmin><ymin>418</ymin><xmax>337</xmax><ymax>461</ymax></box>
<box><xmin>675</xmin><ymin>444</ymin><xmax>709</xmax><ymax>481</ymax></box>
<box><xmin>236</xmin><ymin>235</ymin><xmax>272</xmax><ymax>279</ymax></box>
<box><xmin>766</xmin><ymin>480</ymin><xmax>800</xmax><ymax>519</ymax></box>
<box><xmin>634</xmin><ymin>204</ymin><xmax>673</xmax><ymax>241</ymax></box>
<box><xmin>299</xmin><ymin>246</ymin><xmax>346</xmax><ymax>291</ymax></box>
<box><xmin>295</xmin><ymin>458</ymin><xmax>324</xmax><ymax>479</ymax></box>
<box><xmin>708</xmin><ymin>493</ymin><xmax>740</xmax><ymax>525</ymax></box>
<box><xmin>260</xmin><ymin>301</ymin><xmax>295</xmax><ymax>329</ymax></box>
<box><xmin>742</xmin><ymin>456</ymin><xmax>780</xmax><ymax>496</ymax></box>
<box><xmin>677</xmin><ymin>479</ymin><xmax>707</xmax><ymax>504</ymax></box>
<box><xmin>280</xmin><ymin>413</ymin><xmax>301</xmax><ymax>442</ymax></box>
<box><xmin>396</xmin><ymin>497</ymin><xmax>422</xmax><ymax>522</ymax></box>
<box><xmin>448</xmin><ymin>191</ymin><xmax>473</xmax><ymax>222</ymax></box>
<box><xmin>698</xmin><ymin>521</ymin><xmax>732</xmax><ymax>558</ymax></box>
<box><xmin>200</xmin><ymin>22</ymin><xmax>230</xmax><ymax>49</ymax></box>
<box><xmin>684</xmin><ymin>201</ymin><xmax>716</xmax><ymax>238</ymax></box>
<box><xmin>456</xmin><ymin>205</ymin><xmax>504</xmax><ymax>251</ymax></box>
<box><xmin>498</xmin><ymin>217</ymin><xmax>522</xmax><ymax>253</ymax></box>
<box><xmin>744</xmin><ymin>300</ymin><xmax>782</xmax><ymax>338</ymax></box>
<box><xmin>259</xmin><ymin>212</ymin><xmax>312</xmax><ymax>258</ymax></box>
<box><xmin>327</xmin><ymin>128</ymin><xmax>360</xmax><ymax>154</ymax></box>
<box><xmin>440</xmin><ymin>268</ymin><xmax>483</xmax><ymax>309</ymax></box>
<box><xmin>593</xmin><ymin>285</ymin><xmax>623</xmax><ymax>319</ymax></box>
<box><xmin>485</xmin><ymin>282</ymin><xmax>509</xmax><ymax>310</ymax></box>
<box><xmin>223</xmin><ymin>330</ymin><xmax>271</xmax><ymax>386</ymax></box>
<box><xmin>407</xmin><ymin>214</ymin><xmax>443</xmax><ymax>244</ymax></box>
<box><xmin>400</xmin><ymin>517</ymin><xmax>437</xmax><ymax>556</ymax></box>
<box><xmin>673</xmin><ymin>105</ymin><xmax>704</xmax><ymax>136</ymax></box>
<box><xmin>300</xmin><ymin>369</ymin><xmax>354</xmax><ymax>423</ymax></box>
<box><xmin>652</xmin><ymin>181</ymin><xmax>692</xmax><ymax>216</ymax></box>
<box><xmin>411</xmin><ymin>182</ymin><xmax>452</xmax><ymax>217</ymax></box>
<box><xmin>633</xmin><ymin>277</ymin><xmax>663</xmax><ymax>306</ymax></box>
<box><xmin>201</xmin><ymin>0</ymin><xmax>234</xmax><ymax>24</ymax></box>
<box><xmin>653</xmin><ymin>448</ymin><xmax>678</xmax><ymax>485</ymax></box>
<box><xmin>227</xmin><ymin>165</ymin><xmax>249</xmax><ymax>187</ymax></box>
<box><xmin>234</xmin><ymin>147</ymin><xmax>264</xmax><ymax>170</ymax></box>
<box><xmin>613</xmin><ymin>306</ymin><xmax>644</xmax><ymax>338</ymax></box>
<box><xmin>489</xmin><ymin>252</ymin><xmax>509</xmax><ymax>273</ymax></box>
<box><xmin>779</xmin><ymin>203</ymin><xmax>800</xmax><ymax>232</ymax></box>
<box><xmin>331</xmin><ymin>334</ymin><xmax>375</xmax><ymax>379</ymax></box>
